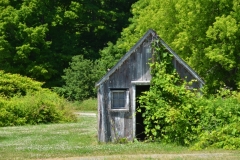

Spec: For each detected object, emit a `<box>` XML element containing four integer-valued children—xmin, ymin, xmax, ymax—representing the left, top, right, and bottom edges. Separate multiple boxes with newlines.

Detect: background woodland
<box><xmin>1</xmin><ymin>0</ymin><xmax>240</xmax><ymax>149</ymax></box>
<box><xmin>1</xmin><ymin>0</ymin><xmax>240</xmax><ymax>98</ymax></box>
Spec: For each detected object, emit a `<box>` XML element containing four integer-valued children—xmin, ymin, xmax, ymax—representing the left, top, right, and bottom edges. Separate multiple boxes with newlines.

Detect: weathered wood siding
<box><xmin>97</xmin><ymin>29</ymin><xmax>205</xmax><ymax>142</ymax></box>
<box><xmin>174</xmin><ymin>59</ymin><xmax>202</xmax><ymax>88</ymax></box>
<box><xmin>98</xmin><ymin>34</ymin><xmax>152</xmax><ymax>142</ymax></box>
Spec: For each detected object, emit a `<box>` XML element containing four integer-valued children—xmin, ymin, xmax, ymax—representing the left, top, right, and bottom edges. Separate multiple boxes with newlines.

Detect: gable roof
<box><xmin>96</xmin><ymin>29</ymin><xmax>205</xmax><ymax>87</ymax></box>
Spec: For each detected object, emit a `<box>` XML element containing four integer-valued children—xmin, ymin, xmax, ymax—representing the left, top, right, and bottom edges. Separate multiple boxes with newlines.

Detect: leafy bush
<box><xmin>0</xmin><ymin>70</ymin><xmax>43</xmax><ymax>97</ymax></box>
<box><xmin>0</xmin><ymin>90</ymin><xmax>77</xmax><ymax>127</ymax></box>
<box><xmin>138</xmin><ymin>43</ymin><xmax>240</xmax><ymax>149</ymax></box>
<box><xmin>138</xmin><ymin>45</ymin><xmax>201</xmax><ymax>145</ymax></box>
<box><xmin>192</xmin><ymin>90</ymin><xmax>240</xmax><ymax>150</ymax></box>
<box><xmin>0</xmin><ymin>71</ymin><xmax>76</xmax><ymax>126</ymax></box>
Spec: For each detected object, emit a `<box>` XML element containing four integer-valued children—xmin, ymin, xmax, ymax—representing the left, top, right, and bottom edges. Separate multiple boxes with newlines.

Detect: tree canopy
<box><xmin>100</xmin><ymin>0</ymin><xmax>240</xmax><ymax>93</ymax></box>
<box><xmin>0</xmin><ymin>0</ymin><xmax>137</xmax><ymax>87</ymax></box>
<box><xmin>1</xmin><ymin>0</ymin><xmax>240</xmax><ymax>98</ymax></box>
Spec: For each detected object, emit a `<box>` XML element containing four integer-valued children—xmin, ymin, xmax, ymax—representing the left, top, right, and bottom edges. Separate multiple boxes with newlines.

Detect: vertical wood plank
<box><xmin>115</xmin><ymin>112</ymin><xmax>125</xmax><ymax>138</ymax></box>
<box><xmin>97</xmin><ymin>88</ymin><xmax>102</xmax><ymax>141</ymax></box>
<box><xmin>105</xmin><ymin>82</ymin><xmax>112</xmax><ymax>142</ymax></box>
<box><xmin>131</xmin><ymin>84</ymin><xmax>136</xmax><ymax>140</ymax></box>
<box><xmin>142</xmin><ymin>43</ymin><xmax>147</xmax><ymax>81</ymax></box>
<box><xmin>136</xmin><ymin>46</ymin><xmax>143</xmax><ymax>81</ymax></box>
<box><xmin>131</xmin><ymin>51</ymin><xmax>137</xmax><ymax>81</ymax></box>
<box><xmin>99</xmin><ymin>84</ymin><xmax>106</xmax><ymax>142</ymax></box>
<box><xmin>142</xmin><ymin>40</ymin><xmax>152</xmax><ymax>81</ymax></box>
<box><xmin>146</xmin><ymin>42</ymin><xmax>152</xmax><ymax>81</ymax></box>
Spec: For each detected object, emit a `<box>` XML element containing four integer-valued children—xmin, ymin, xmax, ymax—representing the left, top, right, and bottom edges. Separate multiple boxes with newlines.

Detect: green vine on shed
<box><xmin>137</xmin><ymin>40</ymin><xmax>240</xmax><ymax>150</ymax></box>
<box><xmin>137</xmin><ymin>40</ymin><xmax>202</xmax><ymax>145</ymax></box>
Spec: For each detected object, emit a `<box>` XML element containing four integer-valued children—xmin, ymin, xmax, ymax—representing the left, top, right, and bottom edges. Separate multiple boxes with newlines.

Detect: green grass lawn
<box><xmin>1</xmin><ymin>115</ymin><xmax>240</xmax><ymax>160</ymax></box>
<box><xmin>72</xmin><ymin>98</ymin><xmax>97</xmax><ymax>111</ymax></box>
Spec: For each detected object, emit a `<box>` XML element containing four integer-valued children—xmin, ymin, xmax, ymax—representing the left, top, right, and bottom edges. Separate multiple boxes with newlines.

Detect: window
<box><xmin>112</xmin><ymin>91</ymin><xmax>126</xmax><ymax>109</ymax></box>
<box><xmin>109</xmin><ymin>89</ymin><xmax>129</xmax><ymax>111</ymax></box>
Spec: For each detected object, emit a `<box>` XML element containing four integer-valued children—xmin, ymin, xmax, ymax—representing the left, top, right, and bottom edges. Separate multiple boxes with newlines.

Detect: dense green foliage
<box><xmin>55</xmin><ymin>55</ymin><xmax>104</xmax><ymax>101</ymax></box>
<box><xmin>0</xmin><ymin>70</ymin><xmax>43</xmax><ymax>97</ymax></box>
<box><xmin>138</xmin><ymin>43</ymin><xmax>240</xmax><ymax>149</ymax></box>
<box><xmin>0</xmin><ymin>71</ymin><xmax>76</xmax><ymax>126</ymax></box>
<box><xmin>0</xmin><ymin>0</ymin><xmax>137</xmax><ymax>87</ymax></box>
<box><xmin>138</xmin><ymin>42</ymin><xmax>200</xmax><ymax>145</ymax></box>
<box><xmin>2</xmin><ymin>0</ymin><xmax>240</xmax><ymax>149</ymax></box>
<box><xmin>0</xmin><ymin>91</ymin><xmax>76</xmax><ymax>127</ymax></box>
<box><xmin>100</xmin><ymin>0</ymin><xmax>240</xmax><ymax>93</ymax></box>
<box><xmin>192</xmin><ymin>91</ymin><xmax>240</xmax><ymax>150</ymax></box>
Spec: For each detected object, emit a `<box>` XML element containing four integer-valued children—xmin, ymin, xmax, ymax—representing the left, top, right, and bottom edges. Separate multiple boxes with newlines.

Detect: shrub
<box><xmin>192</xmin><ymin>91</ymin><xmax>240</xmax><ymax>150</ymax></box>
<box><xmin>138</xmin><ymin>42</ymin><xmax>240</xmax><ymax>149</ymax></box>
<box><xmin>0</xmin><ymin>70</ymin><xmax>43</xmax><ymax>97</ymax></box>
<box><xmin>138</xmin><ymin>58</ymin><xmax>201</xmax><ymax>145</ymax></box>
<box><xmin>0</xmin><ymin>90</ymin><xmax>77</xmax><ymax>127</ymax></box>
<box><xmin>0</xmin><ymin>71</ymin><xmax>76</xmax><ymax>126</ymax></box>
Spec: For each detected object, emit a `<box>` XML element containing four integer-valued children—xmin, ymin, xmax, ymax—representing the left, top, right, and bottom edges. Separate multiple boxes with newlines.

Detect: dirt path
<box><xmin>74</xmin><ymin>112</ymin><xmax>96</xmax><ymax>117</ymax></box>
<box><xmin>41</xmin><ymin>152</ymin><xmax>237</xmax><ymax>160</ymax></box>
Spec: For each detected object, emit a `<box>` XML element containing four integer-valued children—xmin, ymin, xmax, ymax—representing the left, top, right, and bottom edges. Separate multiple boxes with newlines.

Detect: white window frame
<box><xmin>109</xmin><ymin>89</ymin><xmax>129</xmax><ymax>111</ymax></box>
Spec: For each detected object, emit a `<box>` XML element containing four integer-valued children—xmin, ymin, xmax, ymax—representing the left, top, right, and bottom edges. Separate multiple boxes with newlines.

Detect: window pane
<box><xmin>113</xmin><ymin>92</ymin><xmax>119</xmax><ymax>99</ymax></box>
<box><xmin>113</xmin><ymin>100</ymin><xmax>119</xmax><ymax>108</ymax></box>
<box><xmin>112</xmin><ymin>91</ymin><xmax>126</xmax><ymax>109</ymax></box>
<box><xmin>118</xmin><ymin>100</ymin><xmax>125</xmax><ymax>108</ymax></box>
<box><xmin>118</xmin><ymin>92</ymin><xmax>125</xmax><ymax>99</ymax></box>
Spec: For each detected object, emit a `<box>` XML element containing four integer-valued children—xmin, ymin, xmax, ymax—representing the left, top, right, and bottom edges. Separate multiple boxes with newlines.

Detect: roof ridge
<box><xmin>95</xmin><ymin>29</ymin><xmax>156</xmax><ymax>87</ymax></box>
<box><xmin>96</xmin><ymin>29</ymin><xmax>205</xmax><ymax>87</ymax></box>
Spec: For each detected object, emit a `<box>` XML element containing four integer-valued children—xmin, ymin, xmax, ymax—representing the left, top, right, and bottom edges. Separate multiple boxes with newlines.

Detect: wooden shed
<box><xmin>96</xmin><ymin>29</ymin><xmax>204</xmax><ymax>142</ymax></box>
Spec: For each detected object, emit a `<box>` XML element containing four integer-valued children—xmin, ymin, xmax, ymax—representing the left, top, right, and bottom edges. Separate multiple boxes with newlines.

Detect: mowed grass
<box><xmin>1</xmin><ymin>115</ymin><xmax>186</xmax><ymax>160</ymax></box>
<box><xmin>0</xmin><ymin>111</ymin><xmax>240</xmax><ymax>159</ymax></box>
<box><xmin>0</xmin><ymin>116</ymin><xmax>98</xmax><ymax>160</ymax></box>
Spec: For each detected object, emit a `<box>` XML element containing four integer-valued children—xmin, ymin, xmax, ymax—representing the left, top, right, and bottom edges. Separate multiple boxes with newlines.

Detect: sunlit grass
<box><xmin>71</xmin><ymin>98</ymin><xmax>97</xmax><ymax>111</ymax></box>
<box><xmin>0</xmin><ymin>116</ymin><xmax>97</xmax><ymax>159</ymax></box>
<box><xmin>1</xmin><ymin>116</ymin><xmax>240</xmax><ymax>160</ymax></box>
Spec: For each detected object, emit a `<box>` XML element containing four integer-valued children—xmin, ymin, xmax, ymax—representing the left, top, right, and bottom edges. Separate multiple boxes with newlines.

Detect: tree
<box><xmin>58</xmin><ymin>55</ymin><xmax>104</xmax><ymax>101</ymax></box>
<box><xmin>0</xmin><ymin>0</ymin><xmax>137</xmax><ymax>88</ymax></box>
<box><xmin>100</xmin><ymin>0</ymin><xmax>240</xmax><ymax>93</ymax></box>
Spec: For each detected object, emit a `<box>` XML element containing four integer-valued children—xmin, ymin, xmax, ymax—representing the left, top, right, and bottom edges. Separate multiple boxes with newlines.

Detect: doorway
<box><xmin>135</xmin><ymin>85</ymin><xmax>150</xmax><ymax>141</ymax></box>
